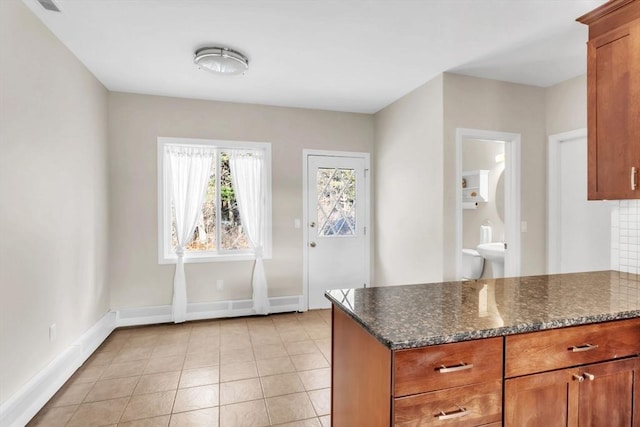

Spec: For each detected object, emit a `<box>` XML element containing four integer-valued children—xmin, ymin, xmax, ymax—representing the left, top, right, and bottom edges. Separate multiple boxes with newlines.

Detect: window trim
<box><xmin>157</xmin><ymin>137</ymin><xmax>272</xmax><ymax>264</ymax></box>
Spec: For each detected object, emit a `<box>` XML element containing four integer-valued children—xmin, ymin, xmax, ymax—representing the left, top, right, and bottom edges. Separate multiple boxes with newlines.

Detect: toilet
<box><xmin>462</xmin><ymin>248</ymin><xmax>485</xmax><ymax>280</ymax></box>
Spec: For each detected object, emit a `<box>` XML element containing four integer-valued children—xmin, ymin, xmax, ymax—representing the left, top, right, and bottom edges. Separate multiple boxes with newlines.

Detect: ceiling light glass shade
<box><xmin>194</xmin><ymin>47</ymin><xmax>249</xmax><ymax>75</ymax></box>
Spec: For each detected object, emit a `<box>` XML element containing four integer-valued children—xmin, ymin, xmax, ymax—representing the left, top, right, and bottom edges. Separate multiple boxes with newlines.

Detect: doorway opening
<box><xmin>455</xmin><ymin>128</ymin><xmax>521</xmax><ymax>280</ymax></box>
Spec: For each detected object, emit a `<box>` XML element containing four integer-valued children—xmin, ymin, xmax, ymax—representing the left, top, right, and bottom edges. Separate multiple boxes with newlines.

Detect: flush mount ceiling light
<box><xmin>194</xmin><ymin>47</ymin><xmax>249</xmax><ymax>76</ymax></box>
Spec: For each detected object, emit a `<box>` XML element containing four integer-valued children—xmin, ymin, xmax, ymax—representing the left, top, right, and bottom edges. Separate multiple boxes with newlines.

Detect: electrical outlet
<box><xmin>49</xmin><ymin>324</ymin><xmax>57</xmax><ymax>342</ymax></box>
<box><xmin>216</xmin><ymin>279</ymin><xmax>224</xmax><ymax>291</ymax></box>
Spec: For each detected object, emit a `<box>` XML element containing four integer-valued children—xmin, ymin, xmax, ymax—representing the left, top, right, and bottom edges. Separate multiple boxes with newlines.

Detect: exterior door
<box><xmin>306</xmin><ymin>153</ymin><xmax>369</xmax><ymax>309</ymax></box>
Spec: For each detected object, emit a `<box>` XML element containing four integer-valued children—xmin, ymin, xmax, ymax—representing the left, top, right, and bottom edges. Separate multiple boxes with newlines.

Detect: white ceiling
<box><xmin>22</xmin><ymin>0</ymin><xmax>606</xmax><ymax>114</ymax></box>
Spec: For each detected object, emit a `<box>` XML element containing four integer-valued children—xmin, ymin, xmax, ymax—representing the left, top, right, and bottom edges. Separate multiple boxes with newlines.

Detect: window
<box><xmin>158</xmin><ymin>137</ymin><xmax>272</xmax><ymax>263</ymax></box>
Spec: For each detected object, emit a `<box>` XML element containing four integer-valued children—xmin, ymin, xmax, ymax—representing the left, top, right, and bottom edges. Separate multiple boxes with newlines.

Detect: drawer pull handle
<box><xmin>438</xmin><ymin>362</ymin><xmax>473</xmax><ymax>373</ymax></box>
<box><xmin>437</xmin><ymin>406</ymin><xmax>469</xmax><ymax>421</ymax></box>
<box><xmin>573</xmin><ymin>372</ymin><xmax>595</xmax><ymax>382</ymax></box>
<box><xmin>632</xmin><ymin>167</ymin><xmax>637</xmax><ymax>191</ymax></box>
<box><xmin>570</xmin><ymin>343</ymin><xmax>599</xmax><ymax>352</ymax></box>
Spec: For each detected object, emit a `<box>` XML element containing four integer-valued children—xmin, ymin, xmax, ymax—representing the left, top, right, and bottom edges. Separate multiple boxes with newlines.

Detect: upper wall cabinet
<box><xmin>578</xmin><ymin>0</ymin><xmax>640</xmax><ymax>200</ymax></box>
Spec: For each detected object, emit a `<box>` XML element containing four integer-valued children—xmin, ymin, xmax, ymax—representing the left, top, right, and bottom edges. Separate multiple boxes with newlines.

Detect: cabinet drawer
<box><xmin>394</xmin><ymin>337</ymin><xmax>502</xmax><ymax>397</ymax></box>
<box><xmin>394</xmin><ymin>380</ymin><xmax>502</xmax><ymax>427</ymax></box>
<box><xmin>505</xmin><ymin>318</ymin><xmax>640</xmax><ymax>378</ymax></box>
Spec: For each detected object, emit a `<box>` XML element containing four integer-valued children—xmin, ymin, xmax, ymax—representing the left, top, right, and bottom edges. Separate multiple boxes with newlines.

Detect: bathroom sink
<box><xmin>476</xmin><ymin>242</ymin><xmax>505</xmax><ymax>261</ymax></box>
<box><xmin>476</xmin><ymin>242</ymin><xmax>506</xmax><ymax>278</ymax></box>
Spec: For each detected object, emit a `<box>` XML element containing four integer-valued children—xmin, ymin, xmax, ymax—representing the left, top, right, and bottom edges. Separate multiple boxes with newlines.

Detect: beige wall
<box><xmin>0</xmin><ymin>0</ymin><xmax>590</xmax><ymax>408</ymax></box>
<box><xmin>0</xmin><ymin>0</ymin><xmax>109</xmax><ymax>405</ymax></box>
<box><xmin>108</xmin><ymin>93</ymin><xmax>374</xmax><ymax>308</ymax></box>
<box><xmin>373</xmin><ymin>75</ymin><xmax>444</xmax><ymax>286</ymax></box>
<box><xmin>373</xmin><ymin>73</ymin><xmax>548</xmax><ymax>284</ymax></box>
<box><xmin>443</xmin><ymin>73</ymin><xmax>547</xmax><ymax>279</ymax></box>
<box><xmin>545</xmin><ymin>74</ymin><xmax>587</xmax><ymax>135</ymax></box>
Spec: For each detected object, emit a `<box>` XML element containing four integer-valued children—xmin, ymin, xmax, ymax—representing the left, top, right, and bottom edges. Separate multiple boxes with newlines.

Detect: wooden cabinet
<box><xmin>394</xmin><ymin>338</ymin><xmax>503</xmax><ymax>426</ymax></box>
<box><xmin>504</xmin><ymin>317</ymin><xmax>640</xmax><ymax>377</ymax></box>
<box><xmin>505</xmin><ymin>358</ymin><xmax>640</xmax><ymax>426</ymax></box>
<box><xmin>504</xmin><ymin>318</ymin><xmax>640</xmax><ymax>426</ymax></box>
<box><xmin>395</xmin><ymin>381</ymin><xmax>502</xmax><ymax>427</ymax></box>
<box><xmin>332</xmin><ymin>307</ymin><xmax>391</xmax><ymax>427</ymax></box>
<box><xmin>578</xmin><ymin>358</ymin><xmax>640</xmax><ymax>426</ymax></box>
<box><xmin>331</xmin><ymin>307</ymin><xmax>502</xmax><ymax>427</ymax></box>
<box><xmin>394</xmin><ymin>338</ymin><xmax>503</xmax><ymax>396</ymax></box>
<box><xmin>577</xmin><ymin>0</ymin><xmax>640</xmax><ymax>200</ymax></box>
<box><xmin>332</xmin><ymin>304</ymin><xmax>640</xmax><ymax>427</ymax></box>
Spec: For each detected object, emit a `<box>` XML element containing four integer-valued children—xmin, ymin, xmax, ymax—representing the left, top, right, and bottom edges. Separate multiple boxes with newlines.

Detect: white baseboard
<box><xmin>1</xmin><ymin>295</ymin><xmax>303</xmax><ymax>427</ymax></box>
<box><xmin>116</xmin><ymin>295</ymin><xmax>304</xmax><ymax>327</ymax></box>
<box><xmin>0</xmin><ymin>311</ymin><xmax>116</xmax><ymax>427</ymax></box>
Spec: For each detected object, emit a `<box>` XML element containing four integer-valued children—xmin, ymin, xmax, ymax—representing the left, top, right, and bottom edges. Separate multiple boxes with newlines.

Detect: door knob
<box><xmin>309</xmin><ymin>242</ymin><xmax>316</xmax><ymax>248</ymax></box>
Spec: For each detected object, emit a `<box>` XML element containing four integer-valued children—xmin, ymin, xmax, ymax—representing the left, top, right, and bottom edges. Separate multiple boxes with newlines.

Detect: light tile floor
<box><xmin>28</xmin><ymin>310</ymin><xmax>332</xmax><ymax>427</ymax></box>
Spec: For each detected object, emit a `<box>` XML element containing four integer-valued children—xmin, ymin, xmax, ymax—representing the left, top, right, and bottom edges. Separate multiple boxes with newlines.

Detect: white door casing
<box><xmin>303</xmin><ymin>151</ymin><xmax>370</xmax><ymax>310</ymax></box>
<box><xmin>547</xmin><ymin>129</ymin><xmax>610</xmax><ymax>274</ymax></box>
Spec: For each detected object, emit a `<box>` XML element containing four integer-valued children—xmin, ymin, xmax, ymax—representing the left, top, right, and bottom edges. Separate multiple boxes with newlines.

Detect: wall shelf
<box><xmin>462</xmin><ymin>170</ymin><xmax>489</xmax><ymax>204</ymax></box>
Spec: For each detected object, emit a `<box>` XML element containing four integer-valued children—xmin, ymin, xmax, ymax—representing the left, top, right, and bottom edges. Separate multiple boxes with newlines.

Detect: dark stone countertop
<box><xmin>324</xmin><ymin>270</ymin><xmax>640</xmax><ymax>350</ymax></box>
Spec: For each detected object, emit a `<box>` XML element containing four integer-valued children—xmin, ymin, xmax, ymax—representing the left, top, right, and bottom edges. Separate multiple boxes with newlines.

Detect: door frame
<box><xmin>455</xmin><ymin>128</ymin><xmax>521</xmax><ymax>279</ymax></box>
<box><xmin>302</xmin><ymin>149</ymin><xmax>371</xmax><ymax>311</ymax></box>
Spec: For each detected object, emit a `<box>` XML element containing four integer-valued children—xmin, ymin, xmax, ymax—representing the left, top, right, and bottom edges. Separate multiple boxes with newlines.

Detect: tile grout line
<box><xmin>37</xmin><ymin>312</ymin><xmax>330</xmax><ymax>427</ymax></box>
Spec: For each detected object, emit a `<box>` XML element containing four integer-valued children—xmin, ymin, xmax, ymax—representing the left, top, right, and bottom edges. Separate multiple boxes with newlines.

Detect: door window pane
<box><xmin>317</xmin><ymin>168</ymin><xmax>356</xmax><ymax>236</ymax></box>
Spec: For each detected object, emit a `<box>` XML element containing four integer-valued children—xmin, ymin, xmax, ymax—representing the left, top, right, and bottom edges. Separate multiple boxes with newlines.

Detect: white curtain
<box><xmin>230</xmin><ymin>150</ymin><xmax>269</xmax><ymax>315</ymax></box>
<box><xmin>166</xmin><ymin>145</ymin><xmax>213</xmax><ymax>323</ymax></box>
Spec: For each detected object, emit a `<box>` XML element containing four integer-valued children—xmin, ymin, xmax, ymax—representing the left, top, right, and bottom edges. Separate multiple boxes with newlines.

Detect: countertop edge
<box><xmin>325</xmin><ymin>290</ymin><xmax>640</xmax><ymax>351</ymax></box>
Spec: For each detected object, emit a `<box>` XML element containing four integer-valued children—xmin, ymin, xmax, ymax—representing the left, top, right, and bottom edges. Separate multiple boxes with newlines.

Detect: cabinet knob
<box><xmin>572</xmin><ymin>372</ymin><xmax>595</xmax><ymax>382</ymax></box>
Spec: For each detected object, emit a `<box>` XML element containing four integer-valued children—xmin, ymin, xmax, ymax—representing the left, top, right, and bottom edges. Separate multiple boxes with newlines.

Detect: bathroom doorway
<box><xmin>455</xmin><ymin>128</ymin><xmax>521</xmax><ymax>280</ymax></box>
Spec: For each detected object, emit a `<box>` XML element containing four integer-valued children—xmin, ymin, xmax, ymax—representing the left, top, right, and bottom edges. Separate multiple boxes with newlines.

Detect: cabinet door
<box><xmin>505</xmin><ymin>368</ymin><xmax>579</xmax><ymax>427</ymax></box>
<box><xmin>505</xmin><ymin>358</ymin><xmax>640</xmax><ymax>427</ymax></box>
<box><xmin>578</xmin><ymin>358</ymin><xmax>639</xmax><ymax>426</ymax></box>
<box><xmin>587</xmin><ymin>19</ymin><xmax>640</xmax><ymax>200</ymax></box>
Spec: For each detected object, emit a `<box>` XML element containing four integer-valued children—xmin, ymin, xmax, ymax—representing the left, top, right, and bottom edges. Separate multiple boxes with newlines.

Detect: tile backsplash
<box><xmin>611</xmin><ymin>200</ymin><xmax>640</xmax><ymax>273</ymax></box>
<box><xmin>610</xmin><ymin>200</ymin><xmax>640</xmax><ymax>310</ymax></box>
